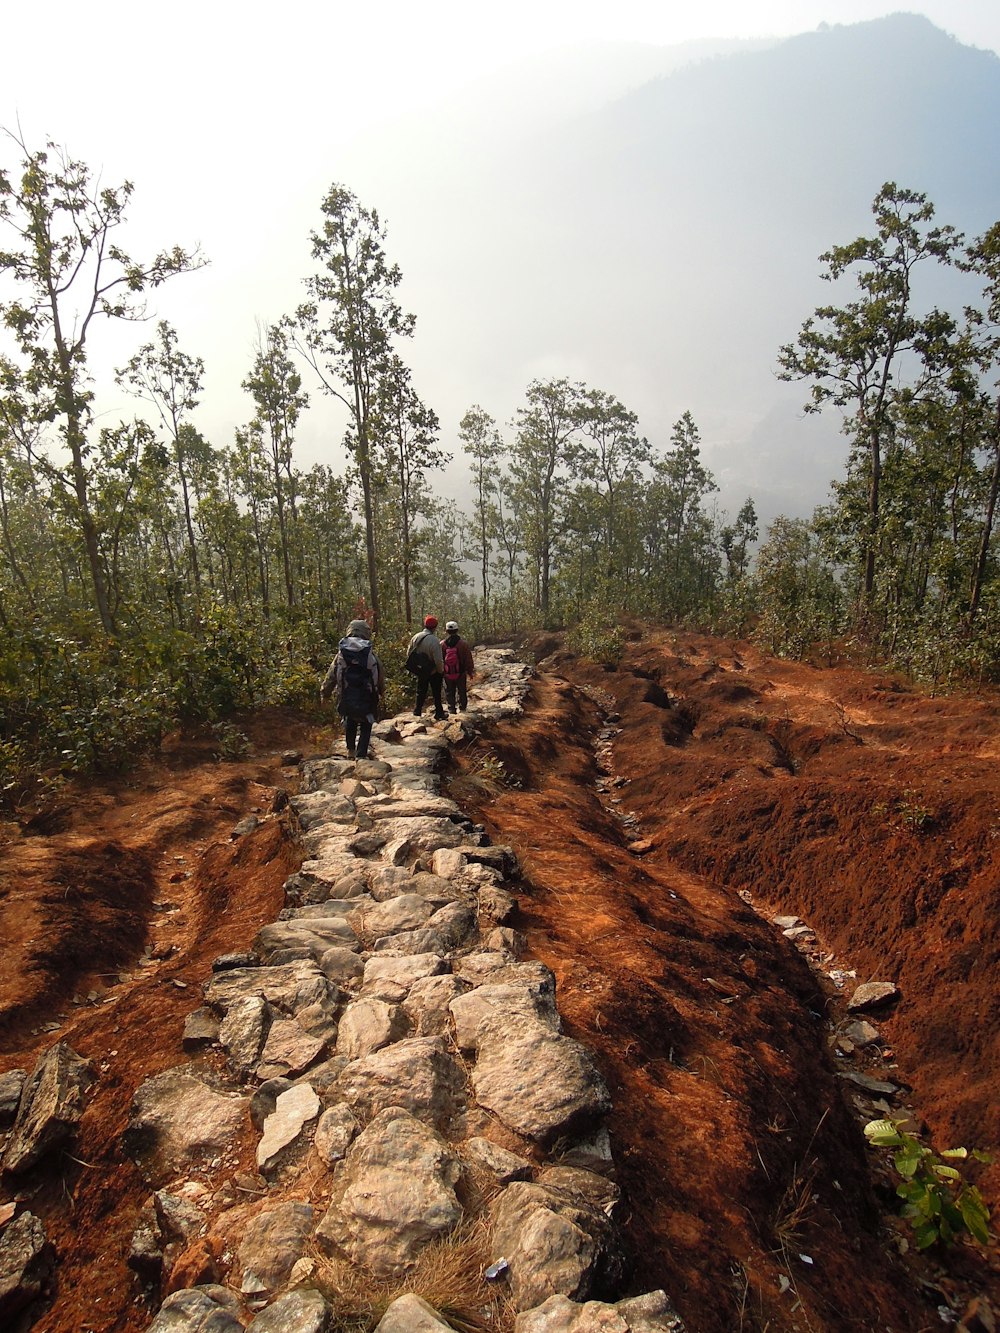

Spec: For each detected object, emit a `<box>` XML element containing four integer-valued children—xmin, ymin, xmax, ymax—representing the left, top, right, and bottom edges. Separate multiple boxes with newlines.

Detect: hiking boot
<box><xmin>346</xmin><ymin>747</ymin><xmax>356</xmax><ymax>759</ymax></box>
<box><xmin>433</xmin><ymin>712</ymin><xmax>448</xmax><ymax>721</ymax></box>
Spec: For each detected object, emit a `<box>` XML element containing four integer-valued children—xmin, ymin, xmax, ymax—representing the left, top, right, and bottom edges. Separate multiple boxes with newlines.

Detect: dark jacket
<box><xmin>442</xmin><ymin>633</ymin><xmax>474</xmax><ymax>678</ymax></box>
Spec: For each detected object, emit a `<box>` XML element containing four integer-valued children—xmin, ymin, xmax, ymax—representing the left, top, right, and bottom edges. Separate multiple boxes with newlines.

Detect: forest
<box><xmin>1</xmin><ymin>136</ymin><xmax>999</xmax><ymax>796</ymax></box>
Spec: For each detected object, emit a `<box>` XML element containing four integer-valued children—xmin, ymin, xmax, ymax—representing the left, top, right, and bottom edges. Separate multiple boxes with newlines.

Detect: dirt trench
<box><xmin>1</xmin><ymin>650</ymin><xmax>998</xmax><ymax>1333</ymax></box>
<box><xmin>445</xmin><ymin>633</ymin><xmax>1000</xmax><ymax>1333</ymax></box>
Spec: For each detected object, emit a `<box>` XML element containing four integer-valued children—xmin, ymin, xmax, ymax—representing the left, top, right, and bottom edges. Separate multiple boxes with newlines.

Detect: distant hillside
<box><xmin>338</xmin><ymin>15</ymin><xmax>1000</xmax><ymax>524</ymax></box>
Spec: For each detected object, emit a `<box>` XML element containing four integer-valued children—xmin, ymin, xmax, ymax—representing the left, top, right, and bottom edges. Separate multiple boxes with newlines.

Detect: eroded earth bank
<box><xmin>0</xmin><ymin>632</ymin><xmax>998</xmax><ymax>1333</ymax></box>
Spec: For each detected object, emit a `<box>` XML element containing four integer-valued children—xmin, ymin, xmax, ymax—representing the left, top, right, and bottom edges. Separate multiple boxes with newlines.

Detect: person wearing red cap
<box><xmin>406</xmin><ymin>615</ymin><xmax>447</xmax><ymax>720</ymax></box>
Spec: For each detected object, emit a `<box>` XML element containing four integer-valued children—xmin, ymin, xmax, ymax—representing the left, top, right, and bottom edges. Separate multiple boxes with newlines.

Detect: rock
<box><xmin>431</xmin><ymin>848</ymin><xmax>467</xmax><ymax>878</ymax></box>
<box><xmin>233</xmin><ymin>816</ymin><xmax>261</xmax><ymax>838</ymax></box>
<box><xmin>257</xmin><ymin>1019</ymin><xmax>328</xmax><ymax>1079</ymax></box>
<box><xmin>485</xmin><ymin>927</ymin><xmax>526</xmax><ymax>956</ymax></box>
<box><xmin>148</xmin><ymin>1285</ymin><xmax>245</xmax><ymax>1331</ymax></box>
<box><xmin>451</xmin><ymin>984</ymin><xmax>560</xmax><ymax>1052</ymax></box>
<box><xmin>372</xmin><ymin>927</ymin><xmax>449</xmax><ymax>957</ymax></box>
<box><xmin>286</xmin><ymin>899</ymin><xmax>372</xmax><ymax>920</ymax></box>
<box><xmin>248</xmin><ymin>1287</ymin><xmax>332</xmax><ymax>1330</ymax></box>
<box><xmin>0</xmin><ymin>1211</ymin><xmax>54</xmax><ymax>1324</ymax></box>
<box><xmin>0</xmin><ymin>1071</ymin><xmax>27</xmax><ymax>1130</ymax></box>
<box><xmin>316</xmin><ymin>1109</ymin><xmax>462</xmax><ymax>1277</ymax></box>
<box><xmin>257</xmin><ymin>1084</ymin><xmax>321</xmax><ymax>1175</ymax></box>
<box><xmin>335</xmin><ymin>1037</ymin><xmax>466</xmax><ymax>1128</ymax></box>
<box><xmin>362</xmin><ymin>953</ymin><xmax>448</xmax><ymax>1000</ymax></box>
<box><xmin>515</xmin><ymin>1292</ymin><xmax>686</xmax><ymax>1333</ymax></box>
<box><xmin>358</xmin><ymin>795</ymin><xmax>461</xmax><ymax>821</ymax></box>
<box><xmin>348</xmin><ymin>894</ymin><xmax>436</xmax><ymax>943</ymax></box>
<box><xmin>183</xmin><ymin>1008</ymin><xmax>221</xmax><ymax>1050</ymax></box>
<box><xmin>295</xmin><ymin>999</ymin><xmax>340</xmax><ymax>1045</ymax></box>
<box><xmin>557</xmin><ymin>1128</ymin><xmax>614</xmax><ymax>1172</ymax></box>
<box><xmin>842</xmin><ymin>1020</ymin><xmax>880</xmax><ymax>1047</ymax></box>
<box><xmin>368</xmin><ymin>866</ymin><xmax>415</xmax><ymax>900</ymax></box>
<box><xmin>315</xmin><ymin>1104</ymin><xmax>360</xmax><ymax>1165</ymax></box>
<box><xmin>237</xmin><ymin>1201</ymin><xmax>315</xmax><ymax>1294</ymax></box>
<box><xmin>337</xmin><ymin>999</ymin><xmax>409</xmax><ymax>1059</ymax></box>
<box><xmin>212</xmin><ymin>952</ymin><xmax>259</xmax><ymax>972</ymax></box>
<box><xmin>772</xmin><ymin>915</ymin><xmax>801</xmax><ymax>930</ymax></box>
<box><xmin>373</xmin><ymin>816</ymin><xmax>467</xmax><ymax>854</ymax></box>
<box><xmin>280</xmin><ymin>750</ymin><xmax>302</xmax><ymax>766</ymax></box>
<box><xmin>292</xmin><ymin>791</ymin><xmax>357</xmax><ymax>829</ymax></box>
<box><xmin>407</xmin><ymin>872</ymin><xmax>462</xmax><ymax>905</ymax></box>
<box><xmin>403</xmin><ymin>975</ymin><xmax>469</xmax><ymax>1037</ymax></box>
<box><xmin>250</xmin><ymin>1078</ymin><xmax>294</xmax><ymax>1131</ymax></box>
<box><xmin>464</xmin><ymin>1137</ymin><xmax>533</xmax><ymax>1184</ymax></box>
<box><xmin>204</xmin><ymin>960</ymin><xmax>334</xmax><ymax>1019</ymax></box>
<box><xmin>125</xmin><ymin>1069</ymin><xmax>247</xmax><ymax>1183</ymax></box>
<box><xmin>491</xmin><ymin>1174</ymin><xmax>623</xmax><ymax>1311</ymax></box>
<box><xmin>836</xmin><ymin>1070</ymin><xmax>899</xmax><ymax>1096</ymax></box>
<box><xmin>318</xmin><ymin>946</ymin><xmax>365</xmax><ymax>985</ymax></box>
<box><xmin>466</xmin><ymin>845</ymin><xmax>518</xmax><ymax>876</ymax></box>
<box><xmin>3</xmin><ymin>1042</ymin><xmax>94</xmax><ymax>1175</ymax></box>
<box><xmin>256</xmin><ymin>918</ymin><xmax>359</xmax><ymax>958</ymax></box>
<box><xmin>478</xmin><ymin>885</ymin><xmax>517</xmax><ymax>925</ymax></box>
<box><xmin>426</xmin><ymin>901</ymin><xmax>476</xmax><ymax>949</ymax></box>
<box><xmin>219</xmin><ymin>995</ymin><xmax>272</xmax><ymax>1076</ymax></box>
<box><xmin>847</xmin><ymin>981</ymin><xmax>901</xmax><ymax>1012</ymax></box>
<box><xmin>355</xmin><ymin>759</ymin><xmax>391</xmax><ymax>780</ymax></box>
<box><xmin>375</xmin><ymin>1293</ymin><xmax>454</xmax><ymax>1333</ymax></box>
<box><xmin>473</xmin><ymin>1012</ymin><xmax>610</xmax><ymax>1142</ymax></box>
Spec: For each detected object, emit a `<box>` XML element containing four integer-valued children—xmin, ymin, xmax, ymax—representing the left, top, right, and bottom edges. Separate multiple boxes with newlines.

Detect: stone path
<box><xmin>2</xmin><ymin>650</ymin><xmax>685</xmax><ymax>1333</ymax></box>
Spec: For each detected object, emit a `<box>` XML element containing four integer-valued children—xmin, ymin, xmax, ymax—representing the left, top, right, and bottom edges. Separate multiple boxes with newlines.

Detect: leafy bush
<box><xmin>567</xmin><ymin>607</ymin><xmax>625</xmax><ymax>667</ymax></box>
<box><xmin>864</xmin><ymin>1118</ymin><xmax>992</xmax><ymax>1249</ymax></box>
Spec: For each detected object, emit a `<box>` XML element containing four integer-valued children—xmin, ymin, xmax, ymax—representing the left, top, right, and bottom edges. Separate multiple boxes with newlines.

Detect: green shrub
<box><xmin>864</xmin><ymin>1118</ymin><xmax>992</xmax><ymax>1249</ymax></box>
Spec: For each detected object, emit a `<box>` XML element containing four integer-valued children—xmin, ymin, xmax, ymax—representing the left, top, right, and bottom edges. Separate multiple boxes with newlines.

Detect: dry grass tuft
<box><xmin>311</xmin><ymin>1214</ymin><xmax>513</xmax><ymax>1333</ymax></box>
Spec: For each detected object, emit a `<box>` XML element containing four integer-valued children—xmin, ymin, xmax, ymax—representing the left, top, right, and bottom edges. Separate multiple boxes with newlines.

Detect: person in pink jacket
<box><xmin>441</xmin><ymin>620</ymin><xmax>475</xmax><ymax>713</ymax></box>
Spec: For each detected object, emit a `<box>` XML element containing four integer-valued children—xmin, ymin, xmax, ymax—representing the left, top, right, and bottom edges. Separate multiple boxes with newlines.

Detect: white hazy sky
<box><xmin>4</xmin><ymin>0</ymin><xmax>1000</xmax><ymax>515</ymax></box>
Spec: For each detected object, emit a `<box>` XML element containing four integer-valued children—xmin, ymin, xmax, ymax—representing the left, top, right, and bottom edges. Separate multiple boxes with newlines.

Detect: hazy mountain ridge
<box><xmin>337</xmin><ymin>14</ymin><xmax>1000</xmax><ymax>523</ymax></box>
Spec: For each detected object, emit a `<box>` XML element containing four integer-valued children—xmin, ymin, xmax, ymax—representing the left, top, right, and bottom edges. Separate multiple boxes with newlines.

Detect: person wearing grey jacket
<box><xmin>407</xmin><ymin>615</ymin><xmax>447</xmax><ymax>720</ymax></box>
<box><xmin>320</xmin><ymin>619</ymin><xmax>384</xmax><ymax>758</ymax></box>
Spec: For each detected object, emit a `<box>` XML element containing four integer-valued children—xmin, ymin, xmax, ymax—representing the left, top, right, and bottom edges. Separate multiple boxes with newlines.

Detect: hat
<box><xmin>445</xmin><ymin>621</ymin><xmax>459</xmax><ymax>632</ymax></box>
<box><xmin>346</xmin><ymin>619</ymin><xmax>371</xmax><ymax>639</ymax></box>
<box><xmin>423</xmin><ymin>615</ymin><xmax>438</xmax><ymax>630</ymax></box>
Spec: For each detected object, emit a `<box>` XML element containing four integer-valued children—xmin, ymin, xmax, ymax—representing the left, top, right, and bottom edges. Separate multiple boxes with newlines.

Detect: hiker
<box><xmin>407</xmin><ymin>615</ymin><xmax>447</xmax><ymax>720</ymax></box>
<box><xmin>319</xmin><ymin>618</ymin><xmax>384</xmax><ymax>759</ymax></box>
<box><xmin>441</xmin><ymin>620</ymin><xmax>475</xmax><ymax>713</ymax></box>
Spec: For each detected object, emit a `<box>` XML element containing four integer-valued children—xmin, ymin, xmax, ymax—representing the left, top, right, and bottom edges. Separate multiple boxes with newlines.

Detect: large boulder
<box><xmin>148</xmin><ymin>1285</ymin><xmax>245</xmax><ymax>1331</ymax></box>
<box><xmin>490</xmin><ymin>1170</ymin><xmax>623</xmax><ymax>1311</ymax></box>
<box><xmin>247</xmin><ymin>1287</ymin><xmax>331</xmax><ymax>1331</ymax></box>
<box><xmin>204</xmin><ymin>960</ymin><xmax>335</xmax><ymax>1019</ymax></box>
<box><xmin>334</xmin><ymin>1037</ymin><xmax>466</xmax><ymax>1129</ymax></box>
<box><xmin>514</xmin><ymin>1292</ymin><xmax>686</xmax><ymax>1333</ymax></box>
<box><xmin>0</xmin><ymin>1211</ymin><xmax>55</xmax><ymax>1324</ymax></box>
<box><xmin>316</xmin><ymin>1109</ymin><xmax>462</xmax><ymax>1277</ymax></box>
<box><xmin>236</xmin><ymin>1201</ymin><xmax>315</xmax><ymax>1296</ymax></box>
<box><xmin>375</xmin><ymin>1294</ymin><xmax>454</xmax><ymax>1333</ymax></box>
<box><xmin>125</xmin><ymin>1069</ymin><xmax>247</xmax><ymax>1183</ymax></box>
<box><xmin>472</xmin><ymin>1013</ymin><xmax>610</xmax><ymax>1141</ymax></box>
<box><xmin>3</xmin><ymin>1042</ymin><xmax>93</xmax><ymax>1175</ymax></box>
